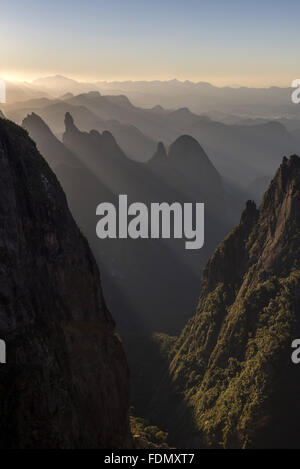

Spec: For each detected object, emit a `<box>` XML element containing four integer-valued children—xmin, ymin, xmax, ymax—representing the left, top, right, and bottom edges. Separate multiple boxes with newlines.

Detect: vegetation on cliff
<box><xmin>149</xmin><ymin>156</ymin><xmax>300</xmax><ymax>448</ymax></box>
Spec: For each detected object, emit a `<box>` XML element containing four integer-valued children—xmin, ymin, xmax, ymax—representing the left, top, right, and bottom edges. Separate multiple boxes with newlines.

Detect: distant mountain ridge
<box><xmin>7</xmin><ymin>75</ymin><xmax>298</xmax><ymax>119</ymax></box>
<box><xmin>6</xmin><ymin>89</ymin><xmax>299</xmax><ymax>187</ymax></box>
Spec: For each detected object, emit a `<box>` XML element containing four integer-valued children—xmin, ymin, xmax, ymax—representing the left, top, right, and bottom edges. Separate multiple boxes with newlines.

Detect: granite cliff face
<box><xmin>0</xmin><ymin>117</ymin><xmax>131</xmax><ymax>448</ymax></box>
<box><xmin>150</xmin><ymin>155</ymin><xmax>300</xmax><ymax>448</ymax></box>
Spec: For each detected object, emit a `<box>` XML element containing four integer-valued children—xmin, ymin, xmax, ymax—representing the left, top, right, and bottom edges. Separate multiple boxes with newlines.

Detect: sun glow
<box><xmin>0</xmin><ymin>72</ymin><xmax>31</xmax><ymax>83</ymax></box>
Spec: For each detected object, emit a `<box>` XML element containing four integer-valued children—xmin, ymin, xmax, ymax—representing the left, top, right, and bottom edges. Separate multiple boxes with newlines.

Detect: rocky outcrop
<box><xmin>150</xmin><ymin>155</ymin><xmax>300</xmax><ymax>448</ymax></box>
<box><xmin>150</xmin><ymin>142</ymin><xmax>167</xmax><ymax>164</ymax></box>
<box><xmin>0</xmin><ymin>117</ymin><xmax>131</xmax><ymax>448</ymax></box>
<box><xmin>167</xmin><ymin>135</ymin><xmax>222</xmax><ymax>192</ymax></box>
<box><xmin>23</xmin><ymin>112</ymin><xmax>80</xmax><ymax>169</ymax></box>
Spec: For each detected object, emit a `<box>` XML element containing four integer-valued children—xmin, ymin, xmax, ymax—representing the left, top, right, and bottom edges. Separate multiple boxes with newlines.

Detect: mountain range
<box><xmin>6</xmin><ymin>75</ymin><xmax>300</xmax><ymax>119</ymax></box>
<box><xmin>0</xmin><ymin>76</ymin><xmax>299</xmax><ymax>449</ymax></box>
<box><xmin>3</xmin><ymin>88</ymin><xmax>299</xmax><ymax>189</ymax></box>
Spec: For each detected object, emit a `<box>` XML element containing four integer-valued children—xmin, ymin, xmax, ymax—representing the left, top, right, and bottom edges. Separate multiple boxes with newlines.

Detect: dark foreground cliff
<box><xmin>149</xmin><ymin>155</ymin><xmax>300</xmax><ymax>448</ymax></box>
<box><xmin>0</xmin><ymin>117</ymin><xmax>131</xmax><ymax>448</ymax></box>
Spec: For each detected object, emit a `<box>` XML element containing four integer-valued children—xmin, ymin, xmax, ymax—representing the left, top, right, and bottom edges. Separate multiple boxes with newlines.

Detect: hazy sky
<box><xmin>1</xmin><ymin>0</ymin><xmax>299</xmax><ymax>86</ymax></box>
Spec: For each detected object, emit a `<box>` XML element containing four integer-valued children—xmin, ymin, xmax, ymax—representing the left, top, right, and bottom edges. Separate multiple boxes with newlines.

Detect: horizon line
<box><xmin>0</xmin><ymin>73</ymin><xmax>295</xmax><ymax>90</ymax></box>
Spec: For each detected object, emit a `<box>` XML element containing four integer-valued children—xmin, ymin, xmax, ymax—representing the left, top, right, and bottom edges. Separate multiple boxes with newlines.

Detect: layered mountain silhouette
<box><xmin>2</xmin><ymin>81</ymin><xmax>50</xmax><ymax>104</ymax></box>
<box><xmin>0</xmin><ymin>116</ymin><xmax>130</xmax><ymax>448</ymax></box>
<box><xmin>6</xmin><ymin>90</ymin><xmax>298</xmax><ymax>188</ymax></box>
<box><xmin>7</xmin><ymin>95</ymin><xmax>156</xmax><ymax>161</ymax></box>
<box><xmin>64</xmin><ymin>93</ymin><xmax>297</xmax><ymax>185</ymax></box>
<box><xmin>23</xmin><ymin>112</ymin><xmax>238</xmax><ymax>333</ymax></box>
<box><xmin>32</xmin><ymin>75</ymin><xmax>97</xmax><ymax>95</ymax></box>
<box><xmin>95</xmin><ymin>81</ymin><xmax>300</xmax><ymax>125</ymax></box>
<box><xmin>15</xmin><ymin>76</ymin><xmax>300</xmax><ymax>119</ymax></box>
<box><xmin>145</xmin><ymin>155</ymin><xmax>300</xmax><ymax>448</ymax></box>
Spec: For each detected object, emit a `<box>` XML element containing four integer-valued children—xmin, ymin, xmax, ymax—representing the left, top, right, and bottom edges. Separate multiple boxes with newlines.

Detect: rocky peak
<box><xmin>64</xmin><ymin>111</ymin><xmax>77</xmax><ymax>132</ymax></box>
<box><xmin>261</xmin><ymin>155</ymin><xmax>299</xmax><ymax>214</ymax></box>
<box><xmin>167</xmin><ymin>134</ymin><xmax>222</xmax><ymax>190</ymax></box>
<box><xmin>23</xmin><ymin>112</ymin><xmax>52</xmax><ymax>136</ymax></box>
<box><xmin>251</xmin><ymin>155</ymin><xmax>300</xmax><ymax>274</ymax></box>
<box><xmin>23</xmin><ymin>113</ymin><xmax>80</xmax><ymax>170</ymax></box>
<box><xmin>150</xmin><ymin>142</ymin><xmax>167</xmax><ymax>164</ymax></box>
<box><xmin>240</xmin><ymin>199</ymin><xmax>258</xmax><ymax>227</ymax></box>
<box><xmin>168</xmin><ymin>134</ymin><xmax>206</xmax><ymax>158</ymax></box>
<box><xmin>202</xmin><ymin>156</ymin><xmax>299</xmax><ymax>296</ymax></box>
<box><xmin>0</xmin><ymin>118</ymin><xmax>131</xmax><ymax>448</ymax></box>
<box><xmin>150</xmin><ymin>155</ymin><xmax>300</xmax><ymax>449</ymax></box>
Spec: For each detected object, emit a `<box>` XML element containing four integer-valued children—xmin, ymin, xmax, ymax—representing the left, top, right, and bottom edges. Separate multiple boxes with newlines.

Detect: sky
<box><xmin>1</xmin><ymin>0</ymin><xmax>299</xmax><ymax>87</ymax></box>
